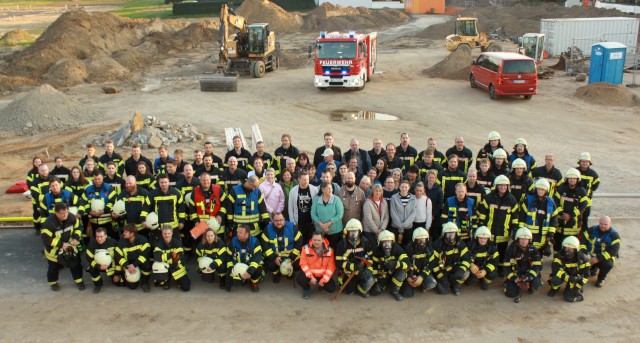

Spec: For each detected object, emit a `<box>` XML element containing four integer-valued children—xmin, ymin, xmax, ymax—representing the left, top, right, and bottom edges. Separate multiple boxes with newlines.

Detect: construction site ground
<box><xmin>0</xmin><ymin>3</ymin><xmax>639</xmax><ymax>342</ymax></box>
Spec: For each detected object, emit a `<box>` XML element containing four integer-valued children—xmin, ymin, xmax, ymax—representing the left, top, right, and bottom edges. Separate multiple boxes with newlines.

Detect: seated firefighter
<box><xmin>196</xmin><ymin>228</ymin><xmax>229</xmax><ymax>290</ymax></box>
<box><xmin>466</xmin><ymin>226</ymin><xmax>499</xmax><ymax>290</ymax></box>
<box><xmin>370</xmin><ymin>230</ymin><xmax>408</xmax><ymax>301</ymax></box>
<box><xmin>432</xmin><ymin>222</ymin><xmax>471</xmax><ymax>296</ymax></box>
<box><xmin>401</xmin><ymin>227</ymin><xmax>437</xmax><ymax>298</ymax></box>
<box><xmin>503</xmin><ymin>227</ymin><xmax>543</xmax><ymax>303</ymax></box>
<box><xmin>547</xmin><ymin>236</ymin><xmax>589</xmax><ymax>303</ymax></box>
<box><xmin>226</xmin><ymin>224</ymin><xmax>264</xmax><ymax>292</ymax></box>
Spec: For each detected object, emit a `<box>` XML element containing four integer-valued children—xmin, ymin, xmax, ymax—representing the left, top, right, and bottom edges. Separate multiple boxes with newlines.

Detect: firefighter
<box><xmin>51</xmin><ymin>156</ymin><xmax>71</xmax><ymax>182</ymax></box>
<box><xmin>547</xmin><ymin>236</ymin><xmax>589</xmax><ymax>302</ymax></box>
<box><xmin>226</xmin><ymin>225</ymin><xmax>264</xmax><ymax>292</ymax></box>
<box><xmin>250</xmin><ymin>141</ymin><xmax>274</xmax><ymax>170</ymax></box>
<box><xmin>141</xmin><ymin>173</ymin><xmax>185</xmax><ymax>245</ymax></box>
<box><xmin>83</xmin><ymin>170</ymin><xmax>117</xmax><ymax>239</ymax></box>
<box><xmin>439</xmin><ymin>155</ymin><xmax>467</xmax><ymax>200</ymax></box>
<box><xmin>203</xmin><ymin>141</ymin><xmax>225</xmax><ymax>169</ymax></box>
<box><xmin>508</xmin><ymin>138</ymin><xmax>537</xmax><ymax>173</ymax></box>
<box><xmin>519</xmin><ymin>179</ymin><xmax>558</xmax><ymax>257</ymax></box>
<box><xmin>115</xmin><ymin>224</ymin><xmax>152</xmax><ymax>292</ymax></box>
<box><xmin>225</xmin><ymin>135</ymin><xmax>252</xmax><ymax>172</ymax></box>
<box><xmin>509</xmin><ymin>158</ymin><xmax>534</xmax><ymax>205</ymax></box>
<box><xmin>370</xmin><ymin>230</ymin><xmax>408</xmax><ymax>301</ymax></box>
<box><xmin>30</xmin><ymin>164</ymin><xmax>55</xmax><ymax>235</ymax></box>
<box><xmin>531</xmin><ymin>153</ymin><xmax>563</xmax><ymax>198</ymax></box>
<box><xmin>261</xmin><ymin>212</ymin><xmax>303</xmax><ymax>283</ymax></box>
<box><xmin>195</xmin><ymin>154</ymin><xmax>223</xmax><ymax>183</ymax></box>
<box><xmin>414</xmin><ymin>148</ymin><xmax>444</xmax><ymax>179</ymax></box>
<box><xmin>41</xmin><ymin>203</ymin><xmax>84</xmax><ymax>291</ymax></box>
<box><xmin>79</xmin><ymin>143</ymin><xmax>99</xmax><ymax>168</ymax></box>
<box><xmin>476</xmin><ymin>131</ymin><xmax>504</xmax><ymax>169</ymax></box>
<box><xmin>384</xmin><ymin>143</ymin><xmax>404</xmax><ymax>172</ymax></box>
<box><xmin>176</xmin><ymin>164</ymin><xmax>200</xmax><ymax>197</ymax></box>
<box><xmin>189</xmin><ymin>172</ymin><xmax>227</xmax><ymax>240</ymax></box>
<box><xmin>335</xmin><ymin>219</ymin><xmax>375</xmax><ymax>298</ymax></box>
<box><xmin>396</xmin><ymin>133</ymin><xmax>418</xmax><ymax>171</ymax></box>
<box><xmin>220</xmin><ymin>156</ymin><xmax>248</xmax><ymax>191</ymax></box>
<box><xmin>445</xmin><ymin>136</ymin><xmax>474</xmax><ymax>174</ymax></box>
<box><xmin>153</xmin><ymin>145</ymin><xmax>173</xmax><ymax>175</ymax></box>
<box><xmin>274</xmin><ymin>133</ymin><xmax>300</xmax><ymax>174</ymax></box>
<box><xmin>401</xmin><ymin>227</ymin><xmax>437</xmax><ymax>298</ymax></box>
<box><xmin>39</xmin><ymin>177</ymin><xmax>82</xmax><ymax>222</ymax></box>
<box><xmin>442</xmin><ymin>183</ymin><xmax>476</xmax><ymax>243</ymax></box>
<box><xmin>432</xmin><ymin>222</ymin><xmax>471</xmax><ymax>296</ymax></box>
<box><xmin>226</xmin><ymin>175</ymin><xmax>270</xmax><ymax>238</ymax></box>
<box><xmin>85</xmin><ymin>227</ymin><xmax>118</xmax><ymax>294</ymax></box>
<box><xmin>465</xmin><ymin>169</ymin><xmax>486</xmax><ymax>211</ymax></box>
<box><xmin>124</xmin><ymin>144</ymin><xmax>153</xmax><ymax>178</ymax></box>
<box><xmin>98</xmin><ymin>140</ymin><xmax>125</xmax><ymax>177</ymax></box>
<box><xmin>153</xmin><ymin>225</ymin><xmax>190</xmax><ymax>291</ymax></box>
<box><xmin>27</xmin><ymin>157</ymin><xmax>43</xmax><ymax>234</ymax></box>
<box><xmin>296</xmin><ymin>230</ymin><xmax>337</xmax><ymax>299</ymax></box>
<box><xmin>553</xmin><ymin>168</ymin><xmax>588</xmax><ymax>252</ymax></box>
<box><xmin>466</xmin><ymin>226</ymin><xmax>499</xmax><ymax>290</ymax></box>
<box><xmin>104</xmin><ymin>162</ymin><xmax>125</xmax><ymax>196</ymax></box>
<box><xmin>196</xmin><ymin>228</ymin><xmax>229</xmax><ymax>289</ymax></box>
<box><xmin>476</xmin><ymin>158</ymin><xmax>496</xmax><ymax>190</ymax></box>
<box><xmin>477</xmin><ymin>175</ymin><xmax>519</xmax><ymax>272</ymax></box>
<box><xmin>490</xmin><ymin>148</ymin><xmax>510</xmax><ymax>176</ymax></box>
<box><xmin>577</xmin><ymin>152</ymin><xmax>600</xmax><ymax>230</ymax></box>
<box><xmin>503</xmin><ymin>227</ymin><xmax>543</xmax><ymax>303</ymax></box>
<box><xmin>113</xmin><ymin>176</ymin><xmax>148</xmax><ymax>238</ymax></box>
<box><xmin>583</xmin><ymin>216</ymin><xmax>620</xmax><ymax>288</ymax></box>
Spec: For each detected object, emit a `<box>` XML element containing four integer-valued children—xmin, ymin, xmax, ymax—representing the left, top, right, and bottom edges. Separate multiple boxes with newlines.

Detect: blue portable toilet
<box><xmin>589</xmin><ymin>42</ymin><xmax>627</xmax><ymax>85</ymax></box>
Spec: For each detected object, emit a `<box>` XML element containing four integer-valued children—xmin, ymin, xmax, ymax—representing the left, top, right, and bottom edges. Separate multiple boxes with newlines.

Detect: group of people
<box><xmin>28</xmin><ymin>131</ymin><xmax>620</xmax><ymax>302</ymax></box>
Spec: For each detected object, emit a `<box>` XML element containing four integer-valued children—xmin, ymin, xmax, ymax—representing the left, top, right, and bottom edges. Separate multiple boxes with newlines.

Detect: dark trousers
<box><xmin>504</xmin><ymin>276</ymin><xmax>542</xmax><ymax>298</ymax></box>
<box><xmin>298</xmin><ymin>221</ymin><xmax>315</xmax><ymax>244</ymax></box>
<box><xmin>294</xmin><ymin>271</ymin><xmax>337</xmax><ymax>293</ymax></box>
<box><xmin>326</xmin><ymin>232</ymin><xmax>342</xmax><ymax>250</ymax></box>
<box><xmin>430</xmin><ymin>216</ymin><xmax>442</xmax><ymax>242</ymax></box>
<box><xmin>592</xmin><ymin>259</ymin><xmax>614</xmax><ymax>281</ymax></box>
<box><xmin>47</xmin><ymin>260</ymin><xmax>83</xmax><ymax>285</ymax></box>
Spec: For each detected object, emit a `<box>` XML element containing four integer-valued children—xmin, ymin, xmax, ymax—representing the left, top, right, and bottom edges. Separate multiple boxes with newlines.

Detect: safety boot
<box><xmin>303</xmin><ymin>289</ymin><xmax>311</xmax><ymax>299</ymax></box>
<box><xmin>50</xmin><ymin>283</ymin><xmax>60</xmax><ymax>292</ymax></box>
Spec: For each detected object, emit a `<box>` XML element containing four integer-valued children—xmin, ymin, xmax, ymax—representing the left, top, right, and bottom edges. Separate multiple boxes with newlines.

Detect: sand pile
<box><xmin>236</xmin><ymin>0</ymin><xmax>303</xmax><ymax>34</ymax></box>
<box><xmin>575</xmin><ymin>83</ymin><xmax>639</xmax><ymax>107</ymax></box>
<box><xmin>302</xmin><ymin>4</ymin><xmax>410</xmax><ymax>32</ymax></box>
<box><xmin>0</xmin><ymin>29</ymin><xmax>36</xmax><ymax>46</ymax></box>
<box><xmin>423</xmin><ymin>49</ymin><xmax>472</xmax><ymax>80</ymax></box>
<box><xmin>0</xmin><ymin>84</ymin><xmax>102</xmax><ymax>133</ymax></box>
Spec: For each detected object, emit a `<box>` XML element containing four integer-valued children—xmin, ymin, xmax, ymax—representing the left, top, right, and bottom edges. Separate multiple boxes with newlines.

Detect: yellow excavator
<box><xmin>445</xmin><ymin>17</ymin><xmax>502</xmax><ymax>53</ymax></box>
<box><xmin>200</xmin><ymin>4</ymin><xmax>279</xmax><ymax>92</ymax></box>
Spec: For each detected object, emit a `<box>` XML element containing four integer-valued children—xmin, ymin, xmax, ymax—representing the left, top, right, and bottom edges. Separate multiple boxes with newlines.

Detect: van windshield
<box><xmin>503</xmin><ymin>60</ymin><xmax>536</xmax><ymax>74</ymax></box>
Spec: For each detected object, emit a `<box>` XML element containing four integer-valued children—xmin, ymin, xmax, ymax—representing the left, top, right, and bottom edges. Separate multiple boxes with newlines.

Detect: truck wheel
<box><xmin>251</xmin><ymin>61</ymin><xmax>266</xmax><ymax>78</ymax></box>
<box><xmin>457</xmin><ymin>44</ymin><xmax>471</xmax><ymax>54</ymax></box>
<box><xmin>357</xmin><ymin>74</ymin><xmax>365</xmax><ymax>91</ymax></box>
<box><xmin>267</xmin><ymin>57</ymin><xmax>279</xmax><ymax>72</ymax></box>
<box><xmin>470</xmin><ymin>74</ymin><xmax>477</xmax><ymax>88</ymax></box>
<box><xmin>489</xmin><ymin>84</ymin><xmax>497</xmax><ymax>100</ymax></box>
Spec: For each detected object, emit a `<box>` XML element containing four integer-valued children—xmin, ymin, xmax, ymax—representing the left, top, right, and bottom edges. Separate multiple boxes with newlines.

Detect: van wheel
<box><xmin>489</xmin><ymin>84</ymin><xmax>497</xmax><ymax>100</ymax></box>
<box><xmin>524</xmin><ymin>95</ymin><xmax>532</xmax><ymax>100</ymax></box>
<box><xmin>470</xmin><ymin>74</ymin><xmax>477</xmax><ymax>88</ymax></box>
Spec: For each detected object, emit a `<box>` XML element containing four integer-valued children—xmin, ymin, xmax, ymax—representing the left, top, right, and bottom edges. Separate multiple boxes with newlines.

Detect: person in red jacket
<box><xmin>295</xmin><ymin>231</ymin><xmax>337</xmax><ymax>299</ymax></box>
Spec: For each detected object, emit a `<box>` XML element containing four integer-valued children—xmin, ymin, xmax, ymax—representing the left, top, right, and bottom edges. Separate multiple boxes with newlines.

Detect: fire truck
<box><xmin>309</xmin><ymin>31</ymin><xmax>377</xmax><ymax>91</ymax></box>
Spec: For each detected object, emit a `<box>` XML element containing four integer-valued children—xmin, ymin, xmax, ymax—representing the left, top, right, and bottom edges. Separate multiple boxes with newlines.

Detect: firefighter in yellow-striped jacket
<box><xmin>370</xmin><ymin>230</ymin><xmax>408</xmax><ymax>301</ymax></box>
<box><xmin>153</xmin><ymin>225</ymin><xmax>190</xmax><ymax>291</ymax></box>
<box><xmin>432</xmin><ymin>222</ymin><xmax>471</xmax><ymax>296</ymax></box>
<box><xmin>547</xmin><ymin>236</ymin><xmax>590</xmax><ymax>303</ymax></box>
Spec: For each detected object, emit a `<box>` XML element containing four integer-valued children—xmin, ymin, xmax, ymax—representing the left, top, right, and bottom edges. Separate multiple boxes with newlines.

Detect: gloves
<box><xmin>469</xmin><ymin>263</ymin><xmax>479</xmax><ymax>274</ymax></box>
<box><xmin>569</xmin><ymin>275</ymin><xmax>581</xmax><ymax>284</ymax></box>
<box><xmin>384</xmin><ymin>259</ymin><xmax>398</xmax><ymax>271</ymax></box>
<box><xmin>171</xmin><ymin>252</ymin><xmax>179</xmax><ymax>260</ymax></box>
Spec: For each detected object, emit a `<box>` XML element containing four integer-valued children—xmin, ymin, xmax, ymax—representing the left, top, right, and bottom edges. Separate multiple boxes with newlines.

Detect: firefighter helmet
<box><xmin>184</xmin><ymin>192</ymin><xmax>192</xmax><ymax>205</ymax></box>
<box><xmin>146</xmin><ymin>212</ymin><xmax>159</xmax><ymax>230</ymax></box>
<box><xmin>514</xmin><ymin>138</ymin><xmax>528</xmax><ymax>147</ymax></box>
<box><xmin>442</xmin><ymin>222</ymin><xmax>459</xmax><ymax>234</ymax></box>
<box><xmin>279</xmin><ymin>259</ymin><xmax>293</xmax><ymax>276</ymax></box>
<box><xmin>494</xmin><ymin>175</ymin><xmax>510</xmax><ymax>186</ymax></box>
<box><xmin>207</xmin><ymin>218</ymin><xmax>220</xmax><ymax>232</ymax></box>
<box><xmin>113</xmin><ymin>199</ymin><xmax>126</xmax><ymax>216</ymax></box>
<box><xmin>511</xmin><ymin>158</ymin><xmax>527</xmax><ymax>169</ymax></box>
<box><xmin>199</xmin><ymin>257</ymin><xmax>214</xmax><ymax>274</ymax></box>
<box><xmin>412</xmin><ymin>227</ymin><xmax>429</xmax><ymax>241</ymax></box>
<box><xmin>535</xmin><ymin>179</ymin><xmax>550</xmax><ymax>192</ymax></box>
<box><xmin>579</xmin><ymin>152</ymin><xmax>592</xmax><ymax>163</ymax></box>
<box><xmin>377</xmin><ymin>230</ymin><xmax>395</xmax><ymax>244</ymax></box>
<box><xmin>492</xmin><ymin>148</ymin><xmax>507</xmax><ymax>159</ymax></box>
<box><xmin>565</xmin><ymin>168</ymin><xmax>581</xmax><ymax>179</ymax></box>
<box><xmin>152</xmin><ymin>262</ymin><xmax>169</xmax><ymax>282</ymax></box>
<box><xmin>562</xmin><ymin>236</ymin><xmax>581</xmax><ymax>250</ymax></box>
<box><xmin>68</xmin><ymin>206</ymin><xmax>79</xmax><ymax>216</ymax></box>
<box><xmin>91</xmin><ymin>198</ymin><xmax>105</xmax><ymax>212</ymax></box>
<box><xmin>125</xmin><ymin>266</ymin><xmax>141</xmax><ymax>283</ymax></box>
<box><xmin>343</xmin><ymin>218</ymin><xmax>363</xmax><ymax>234</ymax></box>
<box><xmin>232</xmin><ymin>263</ymin><xmax>249</xmax><ymax>278</ymax></box>
<box><xmin>487</xmin><ymin>131</ymin><xmax>501</xmax><ymax>141</ymax></box>
<box><xmin>515</xmin><ymin>227</ymin><xmax>533</xmax><ymax>240</ymax></box>
<box><xmin>94</xmin><ymin>249</ymin><xmax>112</xmax><ymax>266</ymax></box>
<box><xmin>475</xmin><ymin>226</ymin><xmax>492</xmax><ymax>239</ymax></box>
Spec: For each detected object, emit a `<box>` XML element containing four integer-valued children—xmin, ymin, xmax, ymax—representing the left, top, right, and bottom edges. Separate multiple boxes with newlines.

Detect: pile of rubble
<box><xmin>92</xmin><ymin>112</ymin><xmax>204</xmax><ymax>148</ymax></box>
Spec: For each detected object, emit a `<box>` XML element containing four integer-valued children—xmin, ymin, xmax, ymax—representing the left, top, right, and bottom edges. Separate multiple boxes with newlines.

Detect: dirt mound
<box><xmin>0</xmin><ymin>75</ymin><xmax>39</xmax><ymax>92</ymax></box>
<box><xmin>86</xmin><ymin>57</ymin><xmax>131</xmax><ymax>83</ymax></box>
<box><xmin>423</xmin><ymin>49</ymin><xmax>472</xmax><ymax>80</ymax></box>
<box><xmin>278</xmin><ymin>51</ymin><xmax>308</xmax><ymax>69</ymax></box>
<box><xmin>236</xmin><ymin>0</ymin><xmax>303</xmax><ymax>34</ymax></box>
<box><xmin>575</xmin><ymin>83</ymin><xmax>639</xmax><ymax>107</ymax></box>
<box><xmin>302</xmin><ymin>5</ymin><xmax>409</xmax><ymax>32</ymax></box>
<box><xmin>0</xmin><ymin>29</ymin><xmax>36</xmax><ymax>46</ymax></box>
<box><xmin>42</xmin><ymin>59</ymin><xmax>88</xmax><ymax>87</ymax></box>
<box><xmin>0</xmin><ymin>84</ymin><xmax>101</xmax><ymax>133</ymax></box>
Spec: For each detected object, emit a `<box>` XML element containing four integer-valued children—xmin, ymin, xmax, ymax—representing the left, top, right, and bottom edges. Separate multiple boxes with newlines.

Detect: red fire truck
<box><xmin>310</xmin><ymin>31</ymin><xmax>377</xmax><ymax>90</ymax></box>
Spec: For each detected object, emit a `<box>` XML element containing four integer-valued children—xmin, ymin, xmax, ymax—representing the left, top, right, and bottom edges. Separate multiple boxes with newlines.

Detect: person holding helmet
<box><xmin>83</xmin><ymin>170</ymin><xmax>116</xmax><ymax>239</ymax></box>
<box><xmin>85</xmin><ymin>227</ymin><xmax>118</xmax><ymax>294</ymax></box>
<box><xmin>432</xmin><ymin>222</ymin><xmax>471</xmax><ymax>296</ymax></box>
<box><xmin>576</xmin><ymin>152</ymin><xmax>600</xmax><ymax>230</ymax></box>
<box><xmin>401</xmin><ymin>227</ymin><xmax>437</xmax><ymax>297</ymax></box>
<box><xmin>189</xmin><ymin>172</ymin><xmax>227</xmax><ymax>242</ymax></box>
<box><xmin>476</xmin><ymin>131</ymin><xmax>504</xmax><ymax>170</ymax></box>
<box><xmin>153</xmin><ymin>225</ymin><xmax>190</xmax><ymax>291</ymax></box>
<box><xmin>490</xmin><ymin>148</ymin><xmax>510</xmax><ymax>176</ymax></box>
<box><xmin>39</xmin><ymin>177</ymin><xmax>82</xmax><ymax>225</ymax></box>
<box><xmin>370</xmin><ymin>230</ymin><xmax>408</xmax><ymax>301</ymax></box>
<box><xmin>503</xmin><ymin>227</ymin><xmax>543</xmax><ymax>302</ymax></box>
<box><xmin>335</xmin><ymin>219</ymin><xmax>375</xmax><ymax>298</ymax></box>
<box><xmin>477</xmin><ymin>174</ymin><xmax>519</xmax><ymax>272</ymax></box>
<box><xmin>226</xmin><ymin>224</ymin><xmax>263</xmax><ymax>292</ymax></box>
<box><xmin>113</xmin><ymin>176</ymin><xmax>148</xmax><ymax>239</ymax></box>
<box><xmin>583</xmin><ymin>216</ymin><xmax>620</xmax><ymax>288</ymax></box>
<box><xmin>508</xmin><ymin>158</ymin><xmax>534</xmax><ymax>205</ymax></box>
<box><xmin>296</xmin><ymin>230</ymin><xmax>337</xmax><ymax>299</ymax></box>
<box><xmin>553</xmin><ymin>169</ymin><xmax>588</xmax><ymax>253</ymax></box>
<box><xmin>115</xmin><ymin>224</ymin><xmax>152</xmax><ymax>292</ymax></box>
<box><xmin>547</xmin><ymin>236</ymin><xmax>589</xmax><ymax>302</ymax></box>
<box><xmin>196</xmin><ymin>228</ymin><xmax>229</xmax><ymax>289</ymax></box>
<box><xmin>519</xmin><ymin>178</ymin><xmax>558</xmax><ymax>257</ymax></box>
<box><xmin>531</xmin><ymin>154</ymin><xmax>563</xmax><ymax>199</ymax></box>
<box><xmin>261</xmin><ymin>212</ymin><xmax>302</xmax><ymax>283</ymax></box>
<box><xmin>442</xmin><ymin>183</ymin><xmax>476</xmax><ymax>243</ymax></box>
<box><xmin>41</xmin><ymin>203</ymin><xmax>84</xmax><ymax>291</ymax></box>
<box><xmin>141</xmin><ymin>173</ymin><xmax>185</xmax><ymax>245</ymax></box>
<box><xmin>466</xmin><ymin>226</ymin><xmax>499</xmax><ymax>290</ymax></box>
<box><xmin>508</xmin><ymin>138</ymin><xmax>536</xmax><ymax>173</ymax></box>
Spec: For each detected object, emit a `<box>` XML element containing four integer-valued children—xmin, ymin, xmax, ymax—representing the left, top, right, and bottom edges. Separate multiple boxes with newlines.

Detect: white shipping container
<box><xmin>540</xmin><ymin>17</ymin><xmax>639</xmax><ymax>57</ymax></box>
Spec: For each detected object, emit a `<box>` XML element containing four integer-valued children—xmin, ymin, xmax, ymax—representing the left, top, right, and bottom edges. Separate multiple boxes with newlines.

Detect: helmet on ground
<box><xmin>565</xmin><ymin>168</ymin><xmax>581</xmax><ymax>179</ymax></box>
<box><xmin>68</xmin><ymin>206</ymin><xmax>79</xmax><ymax>216</ymax></box>
<box><xmin>279</xmin><ymin>259</ymin><xmax>293</xmax><ymax>276</ymax></box>
<box><xmin>492</xmin><ymin>149</ymin><xmax>507</xmax><ymax>159</ymax></box>
<box><xmin>578</xmin><ymin>152</ymin><xmax>592</xmax><ymax>163</ymax></box>
<box><xmin>562</xmin><ymin>236</ymin><xmax>580</xmax><ymax>250</ymax></box>
<box><xmin>207</xmin><ymin>218</ymin><xmax>221</xmax><ymax>232</ymax></box>
<box><xmin>475</xmin><ymin>226</ymin><xmax>492</xmax><ymax>239</ymax></box>
<box><xmin>377</xmin><ymin>230</ymin><xmax>395</xmax><ymax>244</ymax></box>
<box><xmin>185</xmin><ymin>192</ymin><xmax>192</xmax><ymax>205</ymax></box>
<box><xmin>412</xmin><ymin>227</ymin><xmax>429</xmax><ymax>241</ymax></box>
<box><xmin>113</xmin><ymin>199</ymin><xmax>126</xmax><ymax>216</ymax></box>
<box><xmin>487</xmin><ymin>131</ymin><xmax>501</xmax><ymax>141</ymax></box>
<box><xmin>125</xmin><ymin>266</ymin><xmax>141</xmax><ymax>283</ymax></box>
<box><xmin>94</xmin><ymin>249</ymin><xmax>112</xmax><ymax>266</ymax></box>
<box><xmin>232</xmin><ymin>263</ymin><xmax>249</xmax><ymax>278</ymax></box>
<box><xmin>58</xmin><ymin>246</ymin><xmax>79</xmax><ymax>268</ymax></box>
<box><xmin>494</xmin><ymin>175</ymin><xmax>510</xmax><ymax>186</ymax></box>
<box><xmin>515</xmin><ymin>227</ymin><xmax>533</xmax><ymax>240</ymax></box>
<box><xmin>344</xmin><ymin>218</ymin><xmax>363</xmax><ymax>233</ymax></box>
<box><xmin>535</xmin><ymin>179</ymin><xmax>550</xmax><ymax>192</ymax></box>
<box><xmin>91</xmin><ymin>198</ymin><xmax>105</xmax><ymax>212</ymax></box>
<box><xmin>514</xmin><ymin>138</ymin><xmax>528</xmax><ymax>147</ymax></box>
<box><xmin>442</xmin><ymin>222</ymin><xmax>459</xmax><ymax>234</ymax></box>
<box><xmin>199</xmin><ymin>257</ymin><xmax>214</xmax><ymax>274</ymax></box>
<box><xmin>146</xmin><ymin>212</ymin><xmax>159</xmax><ymax>230</ymax></box>
<box><xmin>511</xmin><ymin>158</ymin><xmax>527</xmax><ymax>169</ymax></box>
<box><xmin>152</xmin><ymin>262</ymin><xmax>169</xmax><ymax>282</ymax></box>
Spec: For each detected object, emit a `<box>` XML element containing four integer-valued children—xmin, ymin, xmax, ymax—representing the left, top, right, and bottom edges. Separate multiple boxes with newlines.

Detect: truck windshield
<box><xmin>316</xmin><ymin>42</ymin><xmax>357</xmax><ymax>59</ymax></box>
<box><xmin>503</xmin><ymin>60</ymin><xmax>536</xmax><ymax>74</ymax></box>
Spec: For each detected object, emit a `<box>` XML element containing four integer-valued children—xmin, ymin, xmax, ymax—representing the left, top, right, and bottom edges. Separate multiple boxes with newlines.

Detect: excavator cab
<box><xmin>248</xmin><ymin>24</ymin><xmax>269</xmax><ymax>54</ymax></box>
<box><xmin>519</xmin><ymin>33</ymin><xmax>545</xmax><ymax>64</ymax></box>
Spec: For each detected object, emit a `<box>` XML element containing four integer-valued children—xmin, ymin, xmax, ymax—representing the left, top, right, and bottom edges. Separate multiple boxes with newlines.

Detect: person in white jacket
<box><xmin>389</xmin><ymin>180</ymin><xmax>417</xmax><ymax>245</ymax></box>
<box><xmin>288</xmin><ymin>171</ymin><xmax>318</xmax><ymax>243</ymax></box>
<box><xmin>413</xmin><ymin>182</ymin><xmax>432</xmax><ymax>231</ymax></box>
<box><xmin>362</xmin><ymin>183</ymin><xmax>389</xmax><ymax>244</ymax></box>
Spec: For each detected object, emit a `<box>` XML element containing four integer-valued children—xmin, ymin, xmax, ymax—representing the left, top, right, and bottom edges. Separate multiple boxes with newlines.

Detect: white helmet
<box><xmin>125</xmin><ymin>266</ymin><xmax>141</xmax><ymax>283</ymax></box>
<box><xmin>565</xmin><ymin>168</ymin><xmax>581</xmax><ymax>179</ymax></box>
<box><xmin>152</xmin><ymin>261</ymin><xmax>169</xmax><ymax>274</ymax></box>
<box><xmin>146</xmin><ymin>212</ymin><xmax>159</xmax><ymax>230</ymax></box>
<box><xmin>515</xmin><ymin>227</ymin><xmax>533</xmax><ymax>240</ymax></box>
<box><xmin>68</xmin><ymin>206</ymin><xmax>79</xmax><ymax>216</ymax></box>
<box><xmin>494</xmin><ymin>174</ymin><xmax>510</xmax><ymax>186</ymax></box>
<box><xmin>412</xmin><ymin>227</ymin><xmax>429</xmax><ymax>241</ymax></box>
<box><xmin>344</xmin><ymin>218</ymin><xmax>363</xmax><ymax>233</ymax></box>
<box><xmin>579</xmin><ymin>152</ymin><xmax>592</xmax><ymax>163</ymax></box>
<box><xmin>185</xmin><ymin>192</ymin><xmax>192</xmax><ymax>205</ymax></box>
<box><xmin>199</xmin><ymin>257</ymin><xmax>215</xmax><ymax>274</ymax></box>
<box><xmin>514</xmin><ymin>138</ymin><xmax>528</xmax><ymax>147</ymax></box>
<box><xmin>511</xmin><ymin>158</ymin><xmax>527</xmax><ymax>169</ymax></box>
<box><xmin>232</xmin><ymin>263</ymin><xmax>249</xmax><ymax>278</ymax></box>
<box><xmin>207</xmin><ymin>218</ymin><xmax>221</xmax><ymax>232</ymax></box>
<box><xmin>442</xmin><ymin>222</ymin><xmax>459</xmax><ymax>234</ymax></box>
<box><xmin>562</xmin><ymin>236</ymin><xmax>580</xmax><ymax>250</ymax></box>
<box><xmin>492</xmin><ymin>148</ymin><xmax>507</xmax><ymax>159</ymax></box>
<box><xmin>94</xmin><ymin>249</ymin><xmax>112</xmax><ymax>266</ymax></box>
<box><xmin>91</xmin><ymin>198</ymin><xmax>105</xmax><ymax>212</ymax></box>
<box><xmin>377</xmin><ymin>230</ymin><xmax>395</xmax><ymax>244</ymax></box>
<box><xmin>487</xmin><ymin>131</ymin><xmax>501</xmax><ymax>141</ymax></box>
<box><xmin>113</xmin><ymin>199</ymin><xmax>126</xmax><ymax>216</ymax></box>
<box><xmin>475</xmin><ymin>226</ymin><xmax>492</xmax><ymax>239</ymax></box>
<box><xmin>279</xmin><ymin>258</ymin><xmax>293</xmax><ymax>276</ymax></box>
<box><xmin>535</xmin><ymin>178</ymin><xmax>550</xmax><ymax>192</ymax></box>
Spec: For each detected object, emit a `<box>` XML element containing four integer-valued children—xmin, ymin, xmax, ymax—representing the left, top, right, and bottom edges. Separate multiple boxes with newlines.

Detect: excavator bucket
<box><xmin>199</xmin><ymin>72</ymin><xmax>238</xmax><ymax>92</ymax></box>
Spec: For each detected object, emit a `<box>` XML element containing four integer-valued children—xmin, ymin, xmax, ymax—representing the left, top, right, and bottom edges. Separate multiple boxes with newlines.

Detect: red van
<box><xmin>470</xmin><ymin>52</ymin><xmax>538</xmax><ymax>100</ymax></box>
